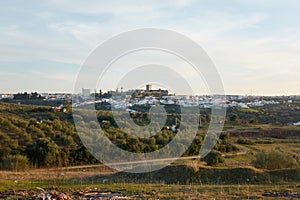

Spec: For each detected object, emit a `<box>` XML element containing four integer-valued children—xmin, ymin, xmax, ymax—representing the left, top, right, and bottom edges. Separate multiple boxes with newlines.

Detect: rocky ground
<box><xmin>1</xmin><ymin>189</ymin><xmax>300</xmax><ymax>199</ymax></box>
<box><xmin>262</xmin><ymin>190</ymin><xmax>300</xmax><ymax>198</ymax></box>
<box><xmin>0</xmin><ymin>190</ymin><xmax>132</xmax><ymax>200</ymax></box>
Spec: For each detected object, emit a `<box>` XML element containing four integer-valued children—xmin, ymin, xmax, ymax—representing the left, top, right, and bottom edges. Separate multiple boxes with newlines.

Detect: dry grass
<box><xmin>1</xmin><ymin>166</ymin><xmax>299</xmax><ymax>199</ymax></box>
<box><xmin>252</xmin><ymin>143</ymin><xmax>300</xmax><ymax>154</ymax></box>
<box><xmin>0</xmin><ymin>165</ymin><xmax>115</xmax><ymax>181</ymax></box>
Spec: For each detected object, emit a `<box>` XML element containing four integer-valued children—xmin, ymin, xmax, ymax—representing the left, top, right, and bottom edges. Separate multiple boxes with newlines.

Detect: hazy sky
<box><xmin>0</xmin><ymin>0</ymin><xmax>299</xmax><ymax>95</ymax></box>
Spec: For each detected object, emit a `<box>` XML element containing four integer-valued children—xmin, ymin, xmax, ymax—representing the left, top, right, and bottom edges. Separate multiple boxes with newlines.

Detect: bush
<box><xmin>202</xmin><ymin>150</ymin><xmax>225</xmax><ymax>166</ymax></box>
<box><xmin>0</xmin><ymin>154</ymin><xmax>30</xmax><ymax>171</ymax></box>
<box><xmin>237</xmin><ymin>138</ymin><xmax>255</xmax><ymax>145</ymax></box>
<box><xmin>252</xmin><ymin>150</ymin><xmax>299</xmax><ymax>170</ymax></box>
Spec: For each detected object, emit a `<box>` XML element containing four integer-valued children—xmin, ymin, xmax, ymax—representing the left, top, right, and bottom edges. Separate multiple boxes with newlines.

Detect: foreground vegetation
<box><xmin>0</xmin><ymin>165</ymin><xmax>299</xmax><ymax>199</ymax></box>
<box><xmin>1</xmin><ymin>182</ymin><xmax>299</xmax><ymax>199</ymax></box>
<box><xmin>0</xmin><ymin>101</ymin><xmax>299</xmax><ymax>169</ymax></box>
<box><xmin>0</xmin><ymin>100</ymin><xmax>299</xmax><ymax>198</ymax></box>
<box><xmin>0</xmin><ymin>101</ymin><xmax>239</xmax><ymax>170</ymax></box>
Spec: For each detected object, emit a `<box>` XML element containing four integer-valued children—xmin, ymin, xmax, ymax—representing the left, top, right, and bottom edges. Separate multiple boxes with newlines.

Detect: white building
<box><xmin>0</xmin><ymin>94</ymin><xmax>13</xmax><ymax>99</ymax></box>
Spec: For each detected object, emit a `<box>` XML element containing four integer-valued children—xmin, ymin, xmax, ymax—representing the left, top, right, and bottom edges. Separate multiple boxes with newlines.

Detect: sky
<box><xmin>0</xmin><ymin>0</ymin><xmax>300</xmax><ymax>95</ymax></box>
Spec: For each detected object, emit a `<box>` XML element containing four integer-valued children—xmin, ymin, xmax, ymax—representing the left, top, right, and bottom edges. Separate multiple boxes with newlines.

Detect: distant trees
<box><xmin>249</xmin><ymin>117</ymin><xmax>258</xmax><ymax>124</ymax></box>
<box><xmin>230</xmin><ymin>113</ymin><xmax>239</xmax><ymax>122</ymax></box>
<box><xmin>26</xmin><ymin>138</ymin><xmax>60</xmax><ymax>167</ymax></box>
<box><xmin>0</xmin><ymin>132</ymin><xmax>13</xmax><ymax>158</ymax></box>
<box><xmin>225</xmin><ymin>104</ymin><xmax>300</xmax><ymax>125</ymax></box>
<box><xmin>214</xmin><ymin>132</ymin><xmax>239</xmax><ymax>153</ymax></box>
<box><xmin>0</xmin><ymin>102</ymin><xmax>100</xmax><ymax>169</ymax></box>
<box><xmin>184</xmin><ymin>135</ymin><xmax>203</xmax><ymax>156</ymax></box>
<box><xmin>0</xmin><ymin>102</ymin><xmax>242</xmax><ymax>170</ymax></box>
<box><xmin>13</xmin><ymin>92</ymin><xmax>29</xmax><ymax>100</ymax></box>
<box><xmin>26</xmin><ymin>125</ymin><xmax>45</xmax><ymax>139</ymax></box>
<box><xmin>13</xmin><ymin>92</ymin><xmax>44</xmax><ymax>100</ymax></box>
<box><xmin>94</xmin><ymin>89</ymin><xmax>112</xmax><ymax>99</ymax></box>
<box><xmin>30</xmin><ymin>92</ymin><xmax>40</xmax><ymax>99</ymax></box>
<box><xmin>0</xmin><ymin>154</ymin><xmax>29</xmax><ymax>171</ymax></box>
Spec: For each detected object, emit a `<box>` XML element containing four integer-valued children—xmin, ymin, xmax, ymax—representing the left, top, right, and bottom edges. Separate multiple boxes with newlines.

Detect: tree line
<box><xmin>0</xmin><ymin>102</ymin><xmax>239</xmax><ymax>171</ymax></box>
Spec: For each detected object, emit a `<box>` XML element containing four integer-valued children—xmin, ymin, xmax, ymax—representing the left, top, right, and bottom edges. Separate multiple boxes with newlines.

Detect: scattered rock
<box><xmin>262</xmin><ymin>190</ymin><xmax>300</xmax><ymax>198</ymax></box>
<box><xmin>0</xmin><ymin>190</ymin><xmax>129</xmax><ymax>200</ymax></box>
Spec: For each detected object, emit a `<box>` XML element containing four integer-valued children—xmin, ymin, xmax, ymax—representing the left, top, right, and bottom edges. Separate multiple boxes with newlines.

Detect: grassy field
<box><xmin>0</xmin><ymin>174</ymin><xmax>299</xmax><ymax>199</ymax></box>
<box><xmin>1</xmin><ymin>161</ymin><xmax>299</xmax><ymax>199</ymax></box>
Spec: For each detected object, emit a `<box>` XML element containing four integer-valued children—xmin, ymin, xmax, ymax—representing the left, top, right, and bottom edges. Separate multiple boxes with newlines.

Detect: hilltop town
<box><xmin>1</xmin><ymin>84</ymin><xmax>299</xmax><ymax>111</ymax></box>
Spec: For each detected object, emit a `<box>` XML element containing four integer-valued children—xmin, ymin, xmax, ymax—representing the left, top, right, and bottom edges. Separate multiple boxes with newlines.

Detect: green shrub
<box><xmin>237</xmin><ymin>138</ymin><xmax>255</xmax><ymax>145</ymax></box>
<box><xmin>202</xmin><ymin>150</ymin><xmax>225</xmax><ymax>166</ymax></box>
<box><xmin>252</xmin><ymin>150</ymin><xmax>299</xmax><ymax>170</ymax></box>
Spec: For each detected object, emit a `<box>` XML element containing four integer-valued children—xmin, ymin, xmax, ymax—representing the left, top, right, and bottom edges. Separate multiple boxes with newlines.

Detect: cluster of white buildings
<box><xmin>72</xmin><ymin>94</ymin><xmax>281</xmax><ymax>109</ymax></box>
<box><xmin>0</xmin><ymin>94</ymin><xmax>13</xmax><ymax>99</ymax></box>
<box><xmin>0</xmin><ymin>93</ymin><xmax>73</xmax><ymax>101</ymax></box>
<box><xmin>226</xmin><ymin>99</ymin><xmax>279</xmax><ymax>108</ymax></box>
<box><xmin>0</xmin><ymin>87</ymin><xmax>294</xmax><ymax>111</ymax></box>
<box><xmin>293</xmin><ymin>122</ymin><xmax>300</xmax><ymax>126</ymax></box>
<box><xmin>41</xmin><ymin>93</ymin><xmax>72</xmax><ymax>101</ymax></box>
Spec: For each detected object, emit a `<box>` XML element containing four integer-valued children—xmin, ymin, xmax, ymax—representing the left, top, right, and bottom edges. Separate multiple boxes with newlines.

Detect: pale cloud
<box><xmin>0</xmin><ymin>0</ymin><xmax>299</xmax><ymax>94</ymax></box>
<box><xmin>31</xmin><ymin>71</ymin><xmax>77</xmax><ymax>81</ymax></box>
<box><xmin>44</xmin><ymin>0</ymin><xmax>196</xmax><ymax>15</ymax></box>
